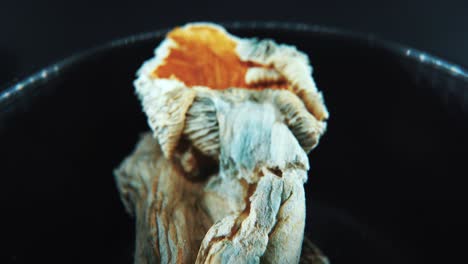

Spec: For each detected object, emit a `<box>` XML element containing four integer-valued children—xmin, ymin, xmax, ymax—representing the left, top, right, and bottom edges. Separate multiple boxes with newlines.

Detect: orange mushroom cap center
<box><xmin>151</xmin><ymin>25</ymin><xmax>288</xmax><ymax>90</ymax></box>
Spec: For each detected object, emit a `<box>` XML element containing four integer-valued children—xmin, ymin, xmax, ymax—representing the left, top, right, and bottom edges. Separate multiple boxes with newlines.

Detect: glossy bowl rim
<box><xmin>1</xmin><ymin>21</ymin><xmax>467</xmax><ymax>108</ymax></box>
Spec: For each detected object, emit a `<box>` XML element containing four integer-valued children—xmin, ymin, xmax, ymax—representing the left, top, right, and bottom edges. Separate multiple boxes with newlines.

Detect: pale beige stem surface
<box><xmin>115</xmin><ymin>132</ymin><xmax>329</xmax><ymax>264</ymax></box>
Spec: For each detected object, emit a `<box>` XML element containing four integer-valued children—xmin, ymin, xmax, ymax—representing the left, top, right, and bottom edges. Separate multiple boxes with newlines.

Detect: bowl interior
<box><xmin>1</xmin><ymin>24</ymin><xmax>467</xmax><ymax>264</ymax></box>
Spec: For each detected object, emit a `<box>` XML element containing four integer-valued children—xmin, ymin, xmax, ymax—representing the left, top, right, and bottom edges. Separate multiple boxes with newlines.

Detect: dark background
<box><xmin>1</xmin><ymin>0</ymin><xmax>468</xmax><ymax>89</ymax></box>
<box><xmin>1</xmin><ymin>1</ymin><xmax>468</xmax><ymax>263</ymax></box>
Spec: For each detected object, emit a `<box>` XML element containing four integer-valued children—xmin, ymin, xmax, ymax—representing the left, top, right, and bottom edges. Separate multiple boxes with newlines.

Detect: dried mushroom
<box><xmin>115</xmin><ymin>23</ymin><xmax>330</xmax><ymax>264</ymax></box>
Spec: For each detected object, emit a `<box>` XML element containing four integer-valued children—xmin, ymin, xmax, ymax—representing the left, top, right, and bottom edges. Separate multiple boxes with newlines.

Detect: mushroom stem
<box><xmin>115</xmin><ymin>98</ymin><xmax>325</xmax><ymax>263</ymax></box>
<box><xmin>114</xmin><ymin>134</ymin><xmax>214</xmax><ymax>263</ymax></box>
<box><xmin>194</xmin><ymin>100</ymin><xmax>309</xmax><ymax>263</ymax></box>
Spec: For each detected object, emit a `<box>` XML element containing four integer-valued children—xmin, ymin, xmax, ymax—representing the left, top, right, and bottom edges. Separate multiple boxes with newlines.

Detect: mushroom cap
<box><xmin>134</xmin><ymin>23</ymin><xmax>329</xmax><ymax>158</ymax></box>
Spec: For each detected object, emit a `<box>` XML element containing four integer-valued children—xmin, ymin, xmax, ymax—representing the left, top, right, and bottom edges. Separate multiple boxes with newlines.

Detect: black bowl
<box><xmin>1</xmin><ymin>22</ymin><xmax>467</xmax><ymax>264</ymax></box>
